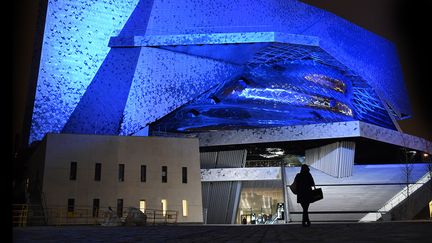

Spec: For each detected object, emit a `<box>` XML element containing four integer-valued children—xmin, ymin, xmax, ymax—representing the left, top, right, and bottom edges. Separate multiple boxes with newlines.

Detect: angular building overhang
<box><xmin>109</xmin><ymin>32</ymin><xmax>320</xmax><ymax>48</ymax></box>
<box><xmin>192</xmin><ymin>121</ymin><xmax>432</xmax><ymax>155</ymax></box>
<box><xmin>30</xmin><ymin>0</ymin><xmax>412</xmax><ymax>144</ymax></box>
<box><xmin>111</xmin><ymin>0</ymin><xmax>410</xmax><ymax>117</ymax></box>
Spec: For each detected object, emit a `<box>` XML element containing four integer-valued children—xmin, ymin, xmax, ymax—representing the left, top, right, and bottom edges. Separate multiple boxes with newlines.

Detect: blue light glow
<box><xmin>30</xmin><ymin>0</ymin><xmax>139</xmax><ymax>143</ymax></box>
<box><xmin>30</xmin><ymin>0</ymin><xmax>409</xmax><ymax>142</ymax></box>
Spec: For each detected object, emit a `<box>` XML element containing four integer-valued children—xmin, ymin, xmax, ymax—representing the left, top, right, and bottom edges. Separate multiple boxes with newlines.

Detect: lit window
<box><xmin>161</xmin><ymin>199</ymin><xmax>167</xmax><ymax>216</ymax></box>
<box><xmin>182</xmin><ymin>200</ymin><xmax>188</xmax><ymax>217</ymax></box>
<box><xmin>139</xmin><ymin>200</ymin><xmax>146</xmax><ymax>213</ymax></box>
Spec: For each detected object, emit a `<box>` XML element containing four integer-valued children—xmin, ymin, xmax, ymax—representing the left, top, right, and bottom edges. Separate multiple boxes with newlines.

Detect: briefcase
<box><xmin>310</xmin><ymin>188</ymin><xmax>323</xmax><ymax>203</ymax></box>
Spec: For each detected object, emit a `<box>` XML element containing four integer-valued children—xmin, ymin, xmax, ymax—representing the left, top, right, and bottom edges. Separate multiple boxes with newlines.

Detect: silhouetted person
<box><xmin>294</xmin><ymin>164</ymin><xmax>315</xmax><ymax>227</ymax></box>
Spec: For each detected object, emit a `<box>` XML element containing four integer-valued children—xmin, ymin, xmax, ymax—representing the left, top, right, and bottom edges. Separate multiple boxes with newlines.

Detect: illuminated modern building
<box><xmin>25</xmin><ymin>0</ymin><xmax>431</xmax><ymax>224</ymax></box>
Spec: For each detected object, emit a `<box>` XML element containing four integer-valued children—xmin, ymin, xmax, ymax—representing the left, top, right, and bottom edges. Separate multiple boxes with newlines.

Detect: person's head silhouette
<box><xmin>300</xmin><ymin>164</ymin><xmax>310</xmax><ymax>174</ymax></box>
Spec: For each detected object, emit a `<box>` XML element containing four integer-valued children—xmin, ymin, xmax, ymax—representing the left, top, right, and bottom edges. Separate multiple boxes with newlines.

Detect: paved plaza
<box><xmin>13</xmin><ymin>221</ymin><xmax>431</xmax><ymax>242</ymax></box>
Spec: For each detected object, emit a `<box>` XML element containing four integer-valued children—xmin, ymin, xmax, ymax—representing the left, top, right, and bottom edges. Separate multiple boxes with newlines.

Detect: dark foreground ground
<box><xmin>13</xmin><ymin>221</ymin><xmax>431</xmax><ymax>243</ymax></box>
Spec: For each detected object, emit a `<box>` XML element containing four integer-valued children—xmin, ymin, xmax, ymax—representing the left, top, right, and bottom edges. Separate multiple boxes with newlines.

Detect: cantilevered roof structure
<box><xmin>29</xmin><ymin>0</ymin><xmax>430</xmax><ymax>154</ymax></box>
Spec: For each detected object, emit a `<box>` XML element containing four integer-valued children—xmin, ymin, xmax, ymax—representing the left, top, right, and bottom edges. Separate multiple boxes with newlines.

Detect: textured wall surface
<box><xmin>359</xmin><ymin>122</ymin><xmax>432</xmax><ymax>153</ymax></box>
<box><xmin>200</xmin><ymin>150</ymin><xmax>246</xmax><ymax>224</ymax></box>
<box><xmin>196</xmin><ymin>121</ymin><xmax>432</xmax><ymax>153</ymax></box>
<box><xmin>30</xmin><ymin>0</ymin><xmax>410</xmax><ymax>144</ymax></box>
<box><xmin>201</xmin><ymin>167</ymin><xmax>281</xmax><ymax>182</ymax></box>
<box><xmin>197</xmin><ymin>121</ymin><xmax>361</xmax><ymax>146</ymax></box>
<box><xmin>30</xmin><ymin>0</ymin><xmax>140</xmax><ymax>143</ymax></box>
<box><xmin>119</xmin><ymin>47</ymin><xmax>242</xmax><ymax>135</ymax></box>
<box><xmin>305</xmin><ymin>141</ymin><xmax>355</xmax><ymax>178</ymax></box>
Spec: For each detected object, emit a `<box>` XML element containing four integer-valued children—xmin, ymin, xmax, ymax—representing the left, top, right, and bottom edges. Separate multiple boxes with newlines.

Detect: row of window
<box><xmin>67</xmin><ymin>198</ymin><xmax>188</xmax><ymax>217</ymax></box>
<box><xmin>69</xmin><ymin>162</ymin><xmax>188</xmax><ymax>183</ymax></box>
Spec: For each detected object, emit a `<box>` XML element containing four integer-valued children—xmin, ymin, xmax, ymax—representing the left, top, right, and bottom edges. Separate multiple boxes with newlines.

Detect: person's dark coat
<box><xmin>295</xmin><ymin>170</ymin><xmax>315</xmax><ymax>204</ymax></box>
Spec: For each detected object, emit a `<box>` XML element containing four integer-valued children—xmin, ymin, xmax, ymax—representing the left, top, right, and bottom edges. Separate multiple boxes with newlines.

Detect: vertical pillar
<box><xmin>281</xmin><ymin>163</ymin><xmax>289</xmax><ymax>223</ymax></box>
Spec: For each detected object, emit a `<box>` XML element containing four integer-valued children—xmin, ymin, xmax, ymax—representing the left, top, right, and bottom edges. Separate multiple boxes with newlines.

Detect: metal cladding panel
<box><xmin>204</xmin><ymin>181</ymin><xmax>242</xmax><ymax>224</ymax></box>
<box><xmin>29</xmin><ymin>1</ymin><xmax>140</xmax><ymax>143</ymax></box>
<box><xmin>200</xmin><ymin>152</ymin><xmax>218</xmax><ymax>169</ymax></box>
<box><xmin>359</xmin><ymin>122</ymin><xmax>432</xmax><ymax>154</ymax></box>
<box><xmin>302</xmin><ymin>12</ymin><xmax>410</xmax><ymax>117</ymax></box>
<box><xmin>201</xmin><ymin>167</ymin><xmax>281</xmax><ymax>182</ymax></box>
<box><xmin>119</xmin><ymin>47</ymin><xmax>243</xmax><ymax>135</ymax></box>
<box><xmin>339</xmin><ymin>141</ymin><xmax>355</xmax><ymax>177</ymax></box>
<box><xmin>216</xmin><ymin>150</ymin><xmax>247</xmax><ymax>168</ymax></box>
<box><xmin>142</xmin><ymin>0</ymin><xmax>325</xmax><ymax>36</ymax></box>
<box><xmin>61</xmin><ymin>48</ymin><xmax>142</xmax><ymax>135</ymax></box>
<box><xmin>201</xmin><ymin>182</ymin><xmax>211</xmax><ymax>222</ymax></box>
<box><xmin>30</xmin><ymin>0</ymin><xmax>410</xmax><ymax>144</ymax></box>
<box><xmin>205</xmin><ymin>182</ymin><xmax>231</xmax><ymax>224</ymax></box>
<box><xmin>200</xmin><ymin>150</ymin><xmax>246</xmax><ymax>224</ymax></box>
<box><xmin>305</xmin><ymin>141</ymin><xmax>355</xmax><ymax>178</ymax></box>
<box><xmin>151</xmin><ymin>42</ymin><xmax>399</xmax><ymax>133</ymax></box>
<box><xmin>198</xmin><ymin>121</ymin><xmax>361</xmax><ymax>147</ymax></box>
<box><xmin>137</xmin><ymin>0</ymin><xmax>409</xmax><ymax>116</ymax></box>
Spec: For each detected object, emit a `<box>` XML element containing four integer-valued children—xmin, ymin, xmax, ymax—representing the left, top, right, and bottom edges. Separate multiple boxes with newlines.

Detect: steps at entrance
<box><xmin>285</xmin><ymin>164</ymin><xmax>431</xmax><ymax>222</ymax></box>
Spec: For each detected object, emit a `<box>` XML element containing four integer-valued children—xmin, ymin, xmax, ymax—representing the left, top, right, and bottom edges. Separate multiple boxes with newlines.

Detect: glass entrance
<box><xmin>236</xmin><ymin>180</ymin><xmax>284</xmax><ymax>224</ymax></box>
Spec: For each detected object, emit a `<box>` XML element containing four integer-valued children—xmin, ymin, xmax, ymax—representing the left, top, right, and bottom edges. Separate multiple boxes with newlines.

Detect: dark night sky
<box><xmin>12</xmin><ymin>0</ymin><xmax>432</xmax><ymax>151</ymax></box>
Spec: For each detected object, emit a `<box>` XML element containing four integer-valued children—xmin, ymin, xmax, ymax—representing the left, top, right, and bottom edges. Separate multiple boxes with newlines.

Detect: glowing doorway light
<box><xmin>139</xmin><ymin>200</ymin><xmax>146</xmax><ymax>213</ymax></box>
<box><xmin>161</xmin><ymin>199</ymin><xmax>167</xmax><ymax>216</ymax></box>
<box><xmin>182</xmin><ymin>200</ymin><xmax>188</xmax><ymax>217</ymax></box>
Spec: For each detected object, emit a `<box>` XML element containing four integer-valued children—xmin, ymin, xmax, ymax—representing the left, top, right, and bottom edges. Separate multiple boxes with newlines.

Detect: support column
<box><xmin>281</xmin><ymin>163</ymin><xmax>289</xmax><ymax>223</ymax></box>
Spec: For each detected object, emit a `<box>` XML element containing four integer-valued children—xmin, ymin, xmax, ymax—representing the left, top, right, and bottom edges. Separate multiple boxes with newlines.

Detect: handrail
<box><xmin>12</xmin><ymin>205</ymin><xmax>178</xmax><ymax>226</ymax></box>
<box><xmin>12</xmin><ymin>204</ymin><xmax>29</xmax><ymax>227</ymax></box>
<box><xmin>144</xmin><ymin>208</ymin><xmax>178</xmax><ymax>225</ymax></box>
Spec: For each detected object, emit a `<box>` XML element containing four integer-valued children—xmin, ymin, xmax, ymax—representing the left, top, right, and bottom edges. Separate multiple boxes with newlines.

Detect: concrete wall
<box><xmin>41</xmin><ymin>133</ymin><xmax>203</xmax><ymax>223</ymax></box>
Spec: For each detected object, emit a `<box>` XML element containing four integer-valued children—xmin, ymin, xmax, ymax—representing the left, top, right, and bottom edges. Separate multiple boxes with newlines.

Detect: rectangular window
<box><xmin>94</xmin><ymin>163</ymin><xmax>101</xmax><ymax>181</ymax></box>
<box><xmin>118</xmin><ymin>164</ymin><xmax>125</xmax><ymax>182</ymax></box>
<box><xmin>182</xmin><ymin>167</ymin><xmax>187</xmax><ymax>184</ymax></box>
<box><xmin>93</xmin><ymin>199</ymin><xmax>100</xmax><ymax>217</ymax></box>
<box><xmin>69</xmin><ymin>162</ymin><xmax>77</xmax><ymax>180</ymax></box>
<box><xmin>140</xmin><ymin>165</ymin><xmax>146</xmax><ymax>182</ymax></box>
<box><xmin>139</xmin><ymin>200</ymin><xmax>146</xmax><ymax>213</ymax></box>
<box><xmin>182</xmin><ymin>200</ymin><xmax>188</xmax><ymax>217</ymax></box>
<box><xmin>161</xmin><ymin>199</ymin><xmax>167</xmax><ymax>216</ymax></box>
<box><xmin>67</xmin><ymin>198</ymin><xmax>75</xmax><ymax>213</ymax></box>
<box><xmin>117</xmin><ymin>199</ymin><xmax>123</xmax><ymax>218</ymax></box>
<box><xmin>162</xmin><ymin>166</ymin><xmax>167</xmax><ymax>183</ymax></box>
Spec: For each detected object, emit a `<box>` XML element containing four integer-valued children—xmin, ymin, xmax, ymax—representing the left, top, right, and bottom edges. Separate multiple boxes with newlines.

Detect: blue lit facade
<box><xmin>30</xmin><ymin>0</ymin><xmax>410</xmax><ymax>143</ymax></box>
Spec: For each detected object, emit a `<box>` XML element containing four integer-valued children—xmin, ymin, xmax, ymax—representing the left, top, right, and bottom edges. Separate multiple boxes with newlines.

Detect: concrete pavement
<box><xmin>13</xmin><ymin>221</ymin><xmax>431</xmax><ymax>242</ymax></box>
